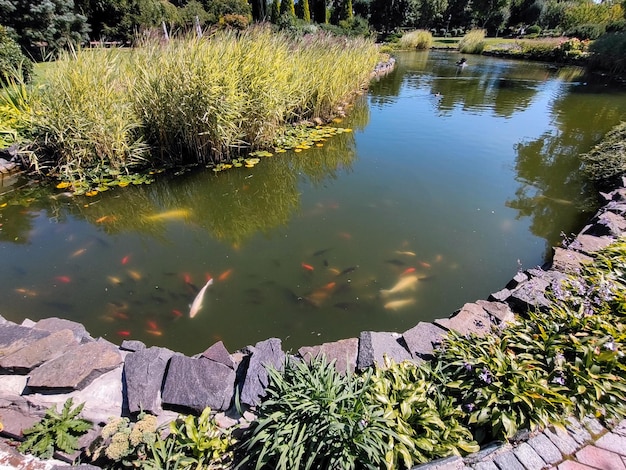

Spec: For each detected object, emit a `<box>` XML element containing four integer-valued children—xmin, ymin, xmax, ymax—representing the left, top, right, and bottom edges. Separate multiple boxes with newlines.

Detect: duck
<box><xmin>456</xmin><ymin>57</ymin><xmax>467</xmax><ymax>67</ymax></box>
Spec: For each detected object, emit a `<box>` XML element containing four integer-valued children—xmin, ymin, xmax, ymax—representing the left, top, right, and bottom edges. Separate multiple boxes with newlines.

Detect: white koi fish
<box><xmin>380</xmin><ymin>275</ymin><xmax>419</xmax><ymax>297</ymax></box>
<box><xmin>189</xmin><ymin>278</ymin><xmax>214</xmax><ymax>318</ymax></box>
<box><xmin>384</xmin><ymin>298</ymin><xmax>416</xmax><ymax>311</ymax></box>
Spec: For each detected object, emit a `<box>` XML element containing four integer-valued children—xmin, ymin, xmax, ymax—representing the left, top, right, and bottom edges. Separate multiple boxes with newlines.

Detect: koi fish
<box><xmin>401</xmin><ymin>267</ymin><xmax>416</xmax><ymax>276</ymax></box>
<box><xmin>328</xmin><ymin>268</ymin><xmax>341</xmax><ymax>275</ymax></box>
<box><xmin>127</xmin><ymin>270</ymin><xmax>142</xmax><ymax>281</ymax></box>
<box><xmin>385</xmin><ymin>259</ymin><xmax>406</xmax><ymax>267</ymax></box>
<box><xmin>324</xmin><ymin>282</ymin><xmax>336</xmax><ymax>290</ymax></box>
<box><xmin>172</xmin><ymin>309</ymin><xmax>183</xmax><ymax>317</ymax></box>
<box><xmin>380</xmin><ymin>275</ymin><xmax>419</xmax><ymax>297</ymax></box>
<box><xmin>121</xmin><ymin>255</ymin><xmax>131</xmax><ymax>265</ymax></box>
<box><xmin>189</xmin><ymin>278</ymin><xmax>214</xmax><ymax>318</ymax></box>
<box><xmin>113</xmin><ymin>311</ymin><xmax>129</xmax><ymax>320</ymax></box>
<box><xmin>145</xmin><ymin>329</ymin><xmax>163</xmax><ymax>336</ymax></box>
<box><xmin>107</xmin><ymin>276</ymin><xmax>122</xmax><ymax>285</ymax></box>
<box><xmin>15</xmin><ymin>288</ymin><xmax>37</xmax><ymax>297</ymax></box>
<box><xmin>55</xmin><ymin>275</ymin><xmax>71</xmax><ymax>284</ymax></box>
<box><xmin>313</xmin><ymin>248</ymin><xmax>332</xmax><ymax>257</ymax></box>
<box><xmin>384</xmin><ymin>298</ymin><xmax>416</xmax><ymax>311</ymax></box>
<box><xmin>395</xmin><ymin>250</ymin><xmax>416</xmax><ymax>257</ymax></box>
<box><xmin>301</xmin><ymin>262</ymin><xmax>315</xmax><ymax>271</ymax></box>
<box><xmin>419</xmin><ymin>261</ymin><xmax>432</xmax><ymax>269</ymax></box>
<box><xmin>147</xmin><ymin>320</ymin><xmax>159</xmax><ymax>330</ymax></box>
<box><xmin>338</xmin><ymin>232</ymin><xmax>352</xmax><ymax>240</ymax></box>
<box><xmin>117</xmin><ymin>330</ymin><xmax>131</xmax><ymax>337</ymax></box>
<box><xmin>70</xmin><ymin>248</ymin><xmax>87</xmax><ymax>258</ymax></box>
<box><xmin>218</xmin><ymin>269</ymin><xmax>233</xmax><ymax>282</ymax></box>
<box><xmin>337</xmin><ymin>266</ymin><xmax>358</xmax><ymax>276</ymax></box>
<box><xmin>96</xmin><ymin>215</ymin><xmax>116</xmax><ymax>224</ymax></box>
<box><xmin>144</xmin><ymin>209</ymin><xmax>191</xmax><ymax>221</ymax></box>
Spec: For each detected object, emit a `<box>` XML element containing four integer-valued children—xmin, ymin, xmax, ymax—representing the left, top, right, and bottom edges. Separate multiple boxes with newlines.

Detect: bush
<box><xmin>581</xmin><ymin>121</ymin><xmax>626</xmax><ymax>187</ymax></box>
<box><xmin>458</xmin><ymin>29</ymin><xmax>486</xmax><ymax>54</ymax></box>
<box><xmin>338</xmin><ymin>15</ymin><xmax>372</xmax><ymax>37</ymax></box>
<box><xmin>526</xmin><ymin>24</ymin><xmax>542</xmax><ymax>35</ymax></box>
<box><xmin>237</xmin><ymin>356</ymin><xmax>396</xmax><ymax>469</ymax></box>
<box><xmin>0</xmin><ymin>26</ymin><xmax>32</xmax><ymax>84</ymax></box>
<box><xmin>399</xmin><ymin>30</ymin><xmax>434</xmax><ymax>50</ymax></box>
<box><xmin>587</xmin><ymin>32</ymin><xmax>626</xmax><ymax>75</ymax></box>
<box><xmin>219</xmin><ymin>14</ymin><xmax>250</xmax><ymax>30</ymax></box>
<box><xmin>565</xmin><ymin>23</ymin><xmax>606</xmax><ymax>40</ymax></box>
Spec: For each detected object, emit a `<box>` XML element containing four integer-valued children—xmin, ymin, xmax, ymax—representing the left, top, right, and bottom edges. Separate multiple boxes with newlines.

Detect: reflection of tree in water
<box><xmin>506</xmin><ymin>84</ymin><xmax>626</xmax><ymax>254</ymax></box>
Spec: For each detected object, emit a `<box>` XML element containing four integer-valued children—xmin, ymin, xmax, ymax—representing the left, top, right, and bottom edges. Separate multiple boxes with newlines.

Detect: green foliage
<box><xmin>270</xmin><ymin>0</ymin><xmax>281</xmax><ymax>22</ymax></box>
<box><xmin>0</xmin><ymin>68</ymin><xmax>33</xmax><ymax>149</ymax></box>
<box><xmin>369</xmin><ymin>358</ymin><xmax>478</xmax><ymax>468</ymax></box>
<box><xmin>237</xmin><ymin>356</ymin><xmax>396</xmax><ymax>470</ymax></box>
<box><xmin>0</xmin><ymin>25</ymin><xmax>32</xmax><ymax>84</ymax></box>
<box><xmin>399</xmin><ymin>29</ymin><xmax>433</xmax><ymax>49</ymax></box>
<box><xmin>565</xmin><ymin>23</ymin><xmax>606</xmax><ymax>40</ymax></box>
<box><xmin>581</xmin><ymin>121</ymin><xmax>626</xmax><ymax>186</ymax></box>
<box><xmin>279</xmin><ymin>0</ymin><xmax>295</xmax><ymax>17</ymax></box>
<box><xmin>588</xmin><ymin>32</ymin><xmax>626</xmax><ymax>75</ymax></box>
<box><xmin>338</xmin><ymin>15</ymin><xmax>373</xmax><ymax>37</ymax></box>
<box><xmin>87</xmin><ymin>413</ymin><xmax>158</xmax><ymax>468</ymax></box>
<box><xmin>18</xmin><ymin>398</ymin><xmax>92</xmax><ymax>459</ymax></box>
<box><xmin>302</xmin><ymin>0</ymin><xmax>311</xmax><ymax>22</ymax></box>
<box><xmin>219</xmin><ymin>13</ymin><xmax>250</xmax><ymax>29</ymax></box>
<box><xmin>458</xmin><ymin>29</ymin><xmax>486</xmax><ymax>54</ymax></box>
<box><xmin>525</xmin><ymin>24</ymin><xmax>541</xmax><ymax>35</ymax></box>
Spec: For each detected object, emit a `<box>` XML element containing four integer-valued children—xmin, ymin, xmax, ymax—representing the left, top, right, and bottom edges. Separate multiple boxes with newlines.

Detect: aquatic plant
<box><xmin>399</xmin><ymin>30</ymin><xmax>433</xmax><ymax>50</ymax></box>
<box><xmin>458</xmin><ymin>29</ymin><xmax>486</xmax><ymax>54</ymax></box>
<box><xmin>18</xmin><ymin>398</ymin><xmax>92</xmax><ymax>459</ymax></box>
<box><xmin>237</xmin><ymin>356</ymin><xmax>395</xmax><ymax>470</ymax></box>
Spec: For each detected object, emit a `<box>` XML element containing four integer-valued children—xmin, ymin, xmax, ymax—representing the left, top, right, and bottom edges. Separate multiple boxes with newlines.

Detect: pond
<box><xmin>2</xmin><ymin>50</ymin><xmax>626</xmax><ymax>356</ymax></box>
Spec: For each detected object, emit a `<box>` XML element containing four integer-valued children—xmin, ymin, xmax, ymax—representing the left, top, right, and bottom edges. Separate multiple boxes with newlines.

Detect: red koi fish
<box><xmin>147</xmin><ymin>320</ymin><xmax>159</xmax><ymax>330</ymax></box>
<box><xmin>301</xmin><ymin>262</ymin><xmax>315</xmax><ymax>271</ymax></box>
<box><xmin>121</xmin><ymin>255</ymin><xmax>131</xmax><ymax>265</ymax></box>
<box><xmin>401</xmin><ymin>267</ymin><xmax>416</xmax><ymax>276</ymax></box>
<box><xmin>172</xmin><ymin>309</ymin><xmax>183</xmax><ymax>318</ymax></box>
<box><xmin>55</xmin><ymin>275</ymin><xmax>71</xmax><ymax>284</ymax></box>
<box><xmin>117</xmin><ymin>330</ymin><xmax>131</xmax><ymax>337</ymax></box>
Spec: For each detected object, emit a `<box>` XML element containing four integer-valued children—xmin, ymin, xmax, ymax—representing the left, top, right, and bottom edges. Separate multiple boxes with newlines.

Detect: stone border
<box><xmin>2</xmin><ymin>177</ymin><xmax>626</xmax><ymax>467</ymax></box>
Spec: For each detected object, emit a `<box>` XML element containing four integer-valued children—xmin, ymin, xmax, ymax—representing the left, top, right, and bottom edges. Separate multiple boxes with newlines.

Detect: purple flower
<box><xmin>552</xmin><ymin>372</ymin><xmax>566</xmax><ymax>386</ymax></box>
<box><xmin>463</xmin><ymin>403</ymin><xmax>475</xmax><ymax>412</ymax></box>
<box><xmin>463</xmin><ymin>362</ymin><xmax>473</xmax><ymax>372</ymax></box>
<box><xmin>479</xmin><ymin>368</ymin><xmax>492</xmax><ymax>384</ymax></box>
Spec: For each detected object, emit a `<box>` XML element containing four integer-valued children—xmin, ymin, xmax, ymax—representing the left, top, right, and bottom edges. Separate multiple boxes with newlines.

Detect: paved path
<box><xmin>414</xmin><ymin>416</ymin><xmax>626</xmax><ymax>470</ymax></box>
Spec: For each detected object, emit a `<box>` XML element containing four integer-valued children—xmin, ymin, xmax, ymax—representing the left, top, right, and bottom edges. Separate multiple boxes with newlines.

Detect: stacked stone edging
<box><xmin>2</xmin><ymin>177</ymin><xmax>626</xmax><ymax>468</ymax></box>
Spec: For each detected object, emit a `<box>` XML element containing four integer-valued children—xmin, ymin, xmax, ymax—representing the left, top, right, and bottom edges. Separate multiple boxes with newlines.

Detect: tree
<box><xmin>279</xmin><ymin>0</ymin><xmax>295</xmax><ymax>16</ymax></box>
<box><xmin>302</xmin><ymin>0</ymin><xmax>311</xmax><ymax>21</ymax></box>
<box><xmin>249</xmin><ymin>0</ymin><xmax>268</xmax><ymax>20</ymax></box>
<box><xmin>369</xmin><ymin>0</ymin><xmax>410</xmax><ymax>32</ymax></box>
<box><xmin>270</xmin><ymin>0</ymin><xmax>280</xmax><ymax>21</ymax></box>
<box><xmin>471</xmin><ymin>0</ymin><xmax>512</xmax><ymax>31</ymax></box>
<box><xmin>0</xmin><ymin>0</ymin><xmax>89</xmax><ymax>56</ymax></box>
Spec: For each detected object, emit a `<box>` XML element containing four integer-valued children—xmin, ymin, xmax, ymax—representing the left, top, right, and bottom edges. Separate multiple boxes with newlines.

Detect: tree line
<box><xmin>0</xmin><ymin>0</ymin><xmax>625</xmax><ymax>59</ymax></box>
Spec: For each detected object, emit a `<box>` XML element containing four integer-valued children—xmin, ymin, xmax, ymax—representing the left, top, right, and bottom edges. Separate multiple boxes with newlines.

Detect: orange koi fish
<box><xmin>172</xmin><ymin>309</ymin><xmax>183</xmax><ymax>317</ymax></box>
<box><xmin>147</xmin><ymin>320</ymin><xmax>159</xmax><ymax>330</ymax></box>
<box><xmin>301</xmin><ymin>262</ymin><xmax>315</xmax><ymax>271</ymax></box>
<box><xmin>127</xmin><ymin>270</ymin><xmax>142</xmax><ymax>281</ymax></box>
<box><xmin>146</xmin><ymin>330</ymin><xmax>163</xmax><ymax>336</ymax></box>
<box><xmin>218</xmin><ymin>269</ymin><xmax>233</xmax><ymax>282</ymax></box>
<box><xmin>419</xmin><ymin>261</ymin><xmax>432</xmax><ymax>269</ymax></box>
<box><xmin>55</xmin><ymin>275</ymin><xmax>71</xmax><ymax>284</ymax></box>
<box><xmin>324</xmin><ymin>281</ymin><xmax>336</xmax><ymax>290</ymax></box>
<box><xmin>113</xmin><ymin>311</ymin><xmax>129</xmax><ymax>320</ymax></box>
<box><xmin>401</xmin><ymin>267</ymin><xmax>416</xmax><ymax>276</ymax></box>
<box><xmin>70</xmin><ymin>248</ymin><xmax>87</xmax><ymax>258</ymax></box>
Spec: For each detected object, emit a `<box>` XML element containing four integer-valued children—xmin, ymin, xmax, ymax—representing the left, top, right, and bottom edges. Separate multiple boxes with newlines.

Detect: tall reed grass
<box><xmin>28</xmin><ymin>27</ymin><xmax>380</xmax><ymax>176</ymax></box>
<box><xmin>458</xmin><ymin>29</ymin><xmax>486</xmax><ymax>54</ymax></box>
<box><xmin>399</xmin><ymin>30</ymin><xmax>433</xmax><ymax>50</ymax></box>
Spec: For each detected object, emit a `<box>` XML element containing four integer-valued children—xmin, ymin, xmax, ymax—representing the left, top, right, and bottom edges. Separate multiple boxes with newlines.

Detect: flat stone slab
<box><xmin>124</xmin><ymin>346</ymin><xmax>177</xmax><ymax>414</ymax></box>
<box><xmin>552</xmin><ymin>247</ymin><xmax>593</xmax><ymax>273</ymax></box>
<box><xmin>298</xmin><ymin>338</ymin><xmax>358</xmax><ymax>374</ymax></box>
<box><xmin>0</xmin><ymin>324</ymin><xmax>50</xmax><ymax>358</ymax></box>
<box><xmin>26</xmin><ymin>341</ymin><xmax>122</xmax><ymax>392</ymax></box>
<box><xmin>200</xmin><ymin>341</ymin><xmax>235</xmax><ymax>370</ymax></box>
<box><xmin>162</xmin><ymin>355</ymin><xmax>235</xmax><ymax>412</ymax></box>
<box><xmin>33</xmin><ymin>318</ymin><xmax>92</xmax><ymax>343</ymax></box>
<box><xmin>0</xmin><ymin>329</ymin><xmax>79</xmax><ymax>374</ymax></box>
<box><xmin>569</xmin><ymin>234</ymin><xmax>615</xmax><ymax>255</ymax></box>
<box><xmin>434</xmin><ymin>302</ymin><xmax>493</xmax><ymax>337</ymax></box>
<box><xmin>356</xmin><ymin>331</ymin><xmax>412</xmax><ymax>370</ymax></box>
<box><xmin>508</xmin><ymin>269</ymin><xmax>567</xmax><ymax>312</ymax></box>
<box><xmin>239</xmin><ymin>338</ymin><xmax>285</xmax><ymax>407</ymax></box>
<box><xmin>402</xmin><ymin>322</ymin><xmax>447</xmax><ymax>360</ymax></box>
<box><xmin>475</xmin><ymin>300</ymin><xmax>515</xmax><ymax>325</ymax></box>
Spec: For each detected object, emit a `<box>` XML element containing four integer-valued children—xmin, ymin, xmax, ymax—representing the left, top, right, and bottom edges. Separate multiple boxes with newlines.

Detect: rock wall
<box><xmin>2</xmin><ymin>177</ymin><xmax>626</xmax><ymax>465</ymax></box>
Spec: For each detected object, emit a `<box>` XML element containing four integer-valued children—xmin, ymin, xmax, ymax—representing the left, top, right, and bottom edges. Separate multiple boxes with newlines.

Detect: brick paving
<box><xmin>413</xmin><ymin>417</ymin><xmax>626</xmax><ymax>470</ymax></box>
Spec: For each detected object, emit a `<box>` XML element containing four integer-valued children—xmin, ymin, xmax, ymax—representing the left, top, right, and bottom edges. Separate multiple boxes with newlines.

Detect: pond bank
<box><xmin>1</xmin><ymin>168</ymin><xmax>626</xmax><ymax>467</ymax></box>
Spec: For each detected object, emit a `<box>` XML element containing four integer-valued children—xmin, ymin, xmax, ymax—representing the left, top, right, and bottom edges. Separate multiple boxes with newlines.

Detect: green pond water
<box><xmin>2</xmin><ymin>50</ymin><xmax>626</xmax><ymax>355</ymax></box>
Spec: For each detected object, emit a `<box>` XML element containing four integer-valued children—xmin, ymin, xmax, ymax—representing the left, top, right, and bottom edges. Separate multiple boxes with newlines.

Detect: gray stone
<box><xmin>298</xmin><ymin>337</ymin><xmax>358</xmax><ymax>374</ymax></box>
<box><xmin>472</xmin><ymin>463</ymin><xmax>499</xmax><ymax>470</ymax></box>
<box><xmin>527</xmin><ymin>433</ymin><xmax>563</xmax><ymax>465</ymax></box>
<box><xmin>512</xmin><ymin>442</ymin><xmax>547</xmax><ymax>470</ymax></box>
<box><xmin>476</xmin><ymin>300</ymin><xmax>516</xmax><ymax>326</ymax></box>
<box><xmin>33</xmin><ymin>317</ymin><xmax>92</xmax><ymax>343</ymax></box>
<box><xmin>508</xmin><ymin>269</ymin><xmax>567</xmax><ymax>312</ymax></box>
<box><xmin>613</xmin><ymin>419</ymin><xmax>626</xmax><ymax>437</ymax></box>
<box><xmin>120</xmin><ymin>339</ymin><xmax>146</xmax><ymax>352</ymax></box>
<box><xmin>53</xmin><ymin>466</ymin><xmax>102</xmax><ymax>470</ymax></box>
<box><xmin>552</xmin><ymin>247</ymin><xmax>593</xmax><ymax>273</ymax></box>
<box><xmin>488</xmin><ymin>288</ymin><xmax>511</xmax><ymax>303</ymax></box>
<box><xmin>0</xmin><ymin>329</ymin><xmax>78</xmax><ymax>373</ymax></box>
<box><xmin>402</xmin><ymin>322</ymin><xmax>447</xmax><ymax>359</ymax></box>
<box><xmin>506</xmin><ymin>271</ymin><xmax>529</xmax><ymax>289</ymax></box>
<box><xmin>201</xmin><ymin>341</ymin><xmax>235</xmax><ymax>369</ymax></box>
<box><xmin>162</xmin><ymin>355</ymin><xmax>235</xmax><ymax>412</ymax></box>
<box><xmin>493</xmin><ymin>452</ymin><xmax>525</xmax><ymax>470</ymax></box>
<box><xmin>124</xmin><ymin>346</ymin><xmax>176</xmax><ymax>414</ymax></box>
<box><xmin>411</xmin><ymin>455</ymin><xmax>465</xmax><ymax>469</ymax></box>
<box><xmin>544</xmin><ymin>426</ymin><xmax>579</xmax><ymax>456</ymax></box>
<box><xmin>239</xmin><ymin>338</ymin><xmax>285</xmax><ymax>407</ymax></box>
<box><xmin>27</xmin><ymin>341</ymin><xmax>122</xmax><ymax>391</ymax></box>
<box><xmin>463</xmin><ymin>442</ymin><xmax>507</xmax><ymax>464</ymax></box>
<box><xmin>435</xmin><ymin>303</ymin><xmax>493</xmax><ymax>337</ymax></box>
<box><xmin>583</xmin><ymin>416</ymin><xmax>607</xmax><ymax>436</ymax></box>
<box><xmin>356</xmin><ymin>331</ymin><xmax>412</xmax><ymax>370</ymax></box>
<box><xmin>0</xmin><ymin>324</ymin><xmax>50</xmax><ymax>358</ymax></box>
<box><xmin>566</xmin><ymin>417</ymin><xmax>592</xmax><ymax>445</ymax></box>
<box><xmin>569</xmin><ymin>234</ymin><xmax>615</xmax><ymax>256</ymax></box>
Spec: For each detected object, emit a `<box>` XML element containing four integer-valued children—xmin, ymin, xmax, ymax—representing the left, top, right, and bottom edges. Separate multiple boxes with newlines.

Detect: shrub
<box><xmin>458</xmin><ymin>29</ymin><xmax>486</xmax><ymax>54</ymax></box>
<box><xmin>237</xmin><ymin>356</ymin><xmax>395</xmax><ymax>469</ymax></box>
<box><xmin>587</xmin><ymin>32</ymin><xmax>626</xmax><ymax>75</ymax></box>
<box><xmin>18</xmin><ymin>399</ymin><xmax>92</xmax><ymax>459</ymax></box>
<box><xmin>565</xmin><ymin>23</ymin><xmax>606</xmax><ymax>40</ymax></box>
<box><xmin>581</xmin><ymin>121</ymin><xmax>626</xmax><ymax>188</ymax></box>
<box><xmin>0</xmin><ymin>25</ymin><xmax>32</xmax><ymax>84</ymax></box>
<box><xmin>526</xmin><ymin>24</ymin><xmax>542</xmax><ymax>35</ymax></box>
<box><xmin>0</xmin><ymin>70</ymin><xmax>33</xmax><ymax>149</ymax></box>
<box><xmin>399</xmin><ymin>30</ymin><xmax>433</xmax><ymax>50</ymax></box>
<box><xmin>219</xmin><ymin>14</ymin><xmax>250</xmax><ymax>30</ymax></box>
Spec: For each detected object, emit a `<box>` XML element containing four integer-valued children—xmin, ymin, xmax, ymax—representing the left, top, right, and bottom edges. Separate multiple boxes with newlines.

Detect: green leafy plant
<box><xmin>18</xmin><ymin>398</ymin><xmax>92</xmax><ymax>459</ymax></box>
<box><xmin>368</xmin><ymin>358</ymin><xmax>478</xmax><ymax>469</ymax></box>
<box><xmin>237</xmin><ymin>355</ymin><xmax>395</xmax><ymax>470</ymax></box>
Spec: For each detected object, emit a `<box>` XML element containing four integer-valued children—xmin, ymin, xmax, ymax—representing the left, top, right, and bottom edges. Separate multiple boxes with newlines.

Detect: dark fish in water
<box><xmin>323</xmin><ymin>259</ymin><xmax>329</xmax><ymax>267</ymax></box>
<box><xmin>313</xmin><ymin>248</ymin><xmax>332</xmax><ymax>257</ymax></box>
<box><xmin>337</xmin><ymin>266</ymin><xmax>358</xmax><ymax>276</ymax></box>
<box><xmin>42</xmin><ymin>301</ymin><xmax>74</xmax><ymax>312</ymax></box>
<box><xmin>385</xmin><ymin>259</ymin><xmax>406</xmax><ymax>266</ymax></box>
<box><xmin>150</xmin><ymin>295</ymin><xmax>167</xmax><ymax>304</ymax></box>
<box><xmin>185</xmin><ymin>282</ymin><xmax>200</xmax><ymax>294</ymax></box>
<box><xmin>334</xmin><ymin>302</ymin><xmax>358</xmax><ymax>310</ymax></box>
<box><xmin>334</xmin><ymin>282</ymin><xmax>352</xmax><ymax>295</ymax></box>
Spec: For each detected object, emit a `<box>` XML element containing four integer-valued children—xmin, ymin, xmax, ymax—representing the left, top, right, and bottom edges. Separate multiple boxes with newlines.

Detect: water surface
<box><xmin>2</xmin><ymin>50</ymin><xmax>626</xmax><ymax>355</ymax></box>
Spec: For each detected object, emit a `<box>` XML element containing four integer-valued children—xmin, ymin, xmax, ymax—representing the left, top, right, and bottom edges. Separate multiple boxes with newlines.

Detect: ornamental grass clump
<box><xmin>581</xmin><ymin>121</ymin><xmax>626</xmax><ymax>188</ymax></box>
<box><xmin>458</xmin><ymin>29</ymin><xmax>486</xmax><ymax>54</ymax></box>
<box><xmin>399</xmin><ymin>30</ymin><xmax>433</xmax><ymax>50</ymax></box>
<box><xmin>237</xmin><ymin>356</ymin><xmax>395</xmax><ymax>470</ymax></box>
